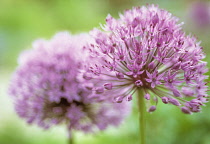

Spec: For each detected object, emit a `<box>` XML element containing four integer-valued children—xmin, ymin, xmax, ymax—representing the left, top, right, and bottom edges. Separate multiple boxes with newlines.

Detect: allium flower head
<box><xmin>84</xmin><ymin>5</ymin><xmax>209</xmax><ymax>114</ymax></box>
<box><xmin>190</xmin><ymin>1</ymin><xmax>210</xmax><ymax>28</ymax></box>
<box><xmin>9</xmin><ymin>32</ymin><xmax>130</xmax><ymax>132</ymax></box>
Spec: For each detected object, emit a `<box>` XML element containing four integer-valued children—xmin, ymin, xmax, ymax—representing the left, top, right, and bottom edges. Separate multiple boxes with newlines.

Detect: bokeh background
<box><xmin>1</xmin><ymin>0</ymin><xmax>210</xmax><ymax>144</ymax></box>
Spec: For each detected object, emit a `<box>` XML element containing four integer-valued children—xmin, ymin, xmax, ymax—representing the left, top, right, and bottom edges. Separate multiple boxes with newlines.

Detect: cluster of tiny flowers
<box><xmin>190</xmin><ymin>1</ymin><xmax>210</xmax><ymax>28</ymax></box>
<box><xmin>9</xmin><ymin>32</ymin><xmax>130</xmax><ymax>132</ymax></box>
<box><xmin>84</xmin><ymin>5</ymin><xmax>209</xmax><ymax>114</ymax></box>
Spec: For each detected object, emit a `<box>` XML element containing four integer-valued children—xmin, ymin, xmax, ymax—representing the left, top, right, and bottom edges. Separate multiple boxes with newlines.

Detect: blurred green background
<box><xmin>1</xmin><ymin>0</ymin><xmax>210</xmax><ymax>144</ymax></box>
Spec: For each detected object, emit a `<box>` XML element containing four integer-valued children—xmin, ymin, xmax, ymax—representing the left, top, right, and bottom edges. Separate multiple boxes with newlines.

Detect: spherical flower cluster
<box><xmin>84</xmin><ymin>5</ymin><xmax>209</xmax><ymax>114</ymax></box>
<box><xmin>189</xmin><ymin>1</ymin><xmax>210</xmax><ymax>28</ymax></box>
<box><xmin>9</xmin><ymin>32</ymin><xmax>130</xmax><ymax>132</ymax></box>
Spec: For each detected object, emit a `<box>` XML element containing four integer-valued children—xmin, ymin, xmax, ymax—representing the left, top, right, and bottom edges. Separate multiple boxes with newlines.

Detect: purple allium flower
<box><xmin>9</xmin><ymin>32</ymin><xmax>130</xmax><ymax>132</ymax></box>
<box><xmin>189</xmin><ymin>1</ymin><xmax>210</xmax><ymax>28</ymax></box>
<box><xmin>84</xmin><ymin>5</ymin><xmax>209</xmax><ymax>114</ymax></box>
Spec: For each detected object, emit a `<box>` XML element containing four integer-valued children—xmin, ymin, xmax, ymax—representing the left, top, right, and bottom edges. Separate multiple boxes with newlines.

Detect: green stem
<box><xmin>137</xmin><ymin>89</ymin><xmax>146</xmax><ymax>144</ymax></box>
<box><xmin>68</xmin><ymin>130</ymin><xmax>74</xmax><ymax>144</ymax></box>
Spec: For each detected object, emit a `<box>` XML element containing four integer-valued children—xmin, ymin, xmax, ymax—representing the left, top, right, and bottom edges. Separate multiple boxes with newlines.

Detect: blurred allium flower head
<box><xmin>84</xmin><ymin>5</ymin><xmax>209</xmax><ymax>114</ymax></box>
<box><xmin>9</xmin><ymin>32</ymin><xmax>130</xmax><ymax>132</ymax></box>
<box><xmin>190</xmin><ymin>1</ymin><xmax>210</xmax><ymax>27</ymax></box>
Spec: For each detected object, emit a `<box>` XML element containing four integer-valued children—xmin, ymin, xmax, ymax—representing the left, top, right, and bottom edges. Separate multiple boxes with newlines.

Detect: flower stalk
<box><xmin>137</xmin><ymin>89</ymin><xmax>146</xmax><ymax>144</ymax></box>
<box><xmin>68</xmin><ymin>130</ymin><xmax>73</xmax><ymax>144</ymax></box>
